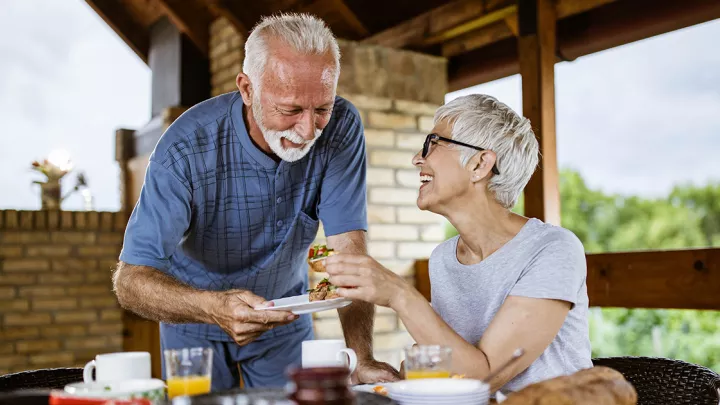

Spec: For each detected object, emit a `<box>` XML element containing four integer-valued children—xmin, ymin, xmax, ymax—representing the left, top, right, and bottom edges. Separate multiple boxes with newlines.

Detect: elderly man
<box><xmin>114</xmin><ymin>13</ymin><xmax>398</xmax><ymax>390</ymax></box>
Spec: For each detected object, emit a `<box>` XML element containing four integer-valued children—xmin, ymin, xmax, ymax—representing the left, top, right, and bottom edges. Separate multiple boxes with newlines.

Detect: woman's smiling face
<box><xmin>412</xmin><ymin>119</ymin><xmax>475</xmax><ymax>213</ymax></box>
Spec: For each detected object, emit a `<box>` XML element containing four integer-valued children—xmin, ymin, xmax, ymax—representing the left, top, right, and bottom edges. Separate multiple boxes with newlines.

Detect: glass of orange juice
<box><xmin>403</xmin><ymin>345</ymin><xmax>452</xmax><ymax>379</ymax></box>
<box><xmin>164</xmin><ymin>347</ymin><xmax>213</xmax><ymax>399</ymax></box>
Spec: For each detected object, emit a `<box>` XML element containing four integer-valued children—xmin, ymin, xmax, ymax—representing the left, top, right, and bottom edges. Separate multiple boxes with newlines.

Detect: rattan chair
<box><xmin>592</xmin><ymin>357</ymin><xmax>720</xmax><ymax>405</ymax></box>
<box><xmin>0</xmin><ymin>367</ymin><xmax>83</xmax><ymax>392</ymax></box>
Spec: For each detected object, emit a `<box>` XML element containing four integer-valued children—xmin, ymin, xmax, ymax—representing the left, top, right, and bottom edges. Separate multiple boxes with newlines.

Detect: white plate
<box><xmin>352</xmin><ymin>382</ymin><xmax>399</xmax><ymax>393</ymax></box>
<box><xmin>392</xmin><ymin>398</ymin><xmax>488</xmax><ymax>405</ymax></box>
<box><xmin>257</xmin><ymin>294</ymin><xmax>351</xmax><ymax>315</ymax></box>
<box><xmin>389</xmin><ymin>379</ymin><xmax>489</xmax><ymax>396</ymax></box>
<box><xmin>64</xmin><ymin>379</ymin><xmax>166</xmax><ymax>400</ymax></box>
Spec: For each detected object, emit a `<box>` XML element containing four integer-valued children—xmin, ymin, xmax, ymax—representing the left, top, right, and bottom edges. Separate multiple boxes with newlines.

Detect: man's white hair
<box><xmin>243</xmin><ymin>13</ymin><xmax>341</xmax><ymax>90</ymax></box>
<box><xmin>434</xmin><ymin>94</ymin><xmax>539</xmax><ymax>209</ymax></box>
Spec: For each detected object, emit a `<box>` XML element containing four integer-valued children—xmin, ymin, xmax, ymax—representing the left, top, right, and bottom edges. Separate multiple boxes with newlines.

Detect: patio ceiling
<box><xmin>86</xmin><ymin>0</ymin><xmax>720</xmax><ymax>89</ymax></box>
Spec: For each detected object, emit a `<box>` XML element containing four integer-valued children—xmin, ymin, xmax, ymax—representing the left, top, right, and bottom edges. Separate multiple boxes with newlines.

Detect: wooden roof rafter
<box><xmin>85</xmin><ymin>0</ymin><xmax>150</xmax><ymax>63</ymax></box>
<box><xmin>364</xmin><ymin>0</ymin><xmax>620</xmax><ymax>57</ymax></box>
<box><xmin>155</xmin><ymin>0</ymin><xmax>214</xmax><ymax>55</ymax></box>
<box><xmin>296</xmin><ymin>0</ymin><xmax>370</xmax><ymax>39</ymax></box>
<box><xmin>363</xmin><ymin>0</ymin><xmax>512</xmax><ymax>49</ymax></box>
<box><xmin>203</xmin><ymin>0</ymin><xmax>371</xmax><ymax>40</ymax></box>
<box><xmin>202</xmin><ymin>0</ymin><xmax>251</xmax><ymax>36</ymax></box>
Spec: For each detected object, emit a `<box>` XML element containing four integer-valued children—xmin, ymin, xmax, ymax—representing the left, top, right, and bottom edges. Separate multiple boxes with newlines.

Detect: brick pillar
<box><xmin>333</xmin><ymin>41</ymin><xmax>448</xmax><ymax>367</ymax></box>
<box><xmin>208</xmin><ymin>20</ymin><xmax>450</xmax><ymax>369</ymax></box>
<box><xmin>210</xmin><ymin>18</ymin><xmax>244</xmax><ymax>97</ymax></box>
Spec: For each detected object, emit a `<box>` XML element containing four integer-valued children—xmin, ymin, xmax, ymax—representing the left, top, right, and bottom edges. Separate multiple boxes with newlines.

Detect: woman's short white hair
<box><xmin>243</xmin><ymin>13</ymin><xmax>341</xmax><ymax>90</ymax></box>
<box><xmin>435</xmin><ymin>94</ymin><xmax>539</xmax><ymax>209</ymax></box>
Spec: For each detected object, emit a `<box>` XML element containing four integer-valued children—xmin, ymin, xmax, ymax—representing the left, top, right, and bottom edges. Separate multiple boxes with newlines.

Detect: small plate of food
<box><xmin>352</xmin><ymin>383</ymin><xmax>393</xmax><ymax>396</ymax></box>
<box><xmin>256</xmin><ymin>244</ymin><xmax>351</xmax><ymax>315</ymax></box>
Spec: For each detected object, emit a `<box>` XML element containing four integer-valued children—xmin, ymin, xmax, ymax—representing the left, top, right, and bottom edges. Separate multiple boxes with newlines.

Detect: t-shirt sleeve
<box><xmin>119</xmin><ymin>159</ymin><xmax>192</xmax><ymax>272</ymax></box>
<box><xmin>509</xmin><ymin>232</ymin><xmax>587</xmax><ymax>306</ymax></box>
<box><xmin>317</xmin><ymin>107</ymin><xmax>368</xmax><ymax>236</ymax></box>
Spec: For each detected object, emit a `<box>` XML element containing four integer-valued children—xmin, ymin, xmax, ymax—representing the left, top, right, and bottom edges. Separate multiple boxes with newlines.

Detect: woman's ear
<box><xmin>469</xmin><ymin>151</ymin><xmax>497</xmax><ymax>182</ymax></box>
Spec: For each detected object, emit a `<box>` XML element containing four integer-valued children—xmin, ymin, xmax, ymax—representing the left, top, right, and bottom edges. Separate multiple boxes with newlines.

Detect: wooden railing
<box><xmin>414</xmin><ymin>248</ymin><xmax>720</xmax><ymax>310</ymax></box>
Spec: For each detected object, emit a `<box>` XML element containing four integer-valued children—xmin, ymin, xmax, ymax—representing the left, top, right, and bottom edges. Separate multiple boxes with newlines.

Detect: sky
<box><xmin>0</xmin><ymin>0</ymin><xmax>150</xmax><ymax>211</ymax></box>
<box><xmin>0</xmin><ymin>1</ymin><xmax>718</xmax><ymax>211</ymax></box>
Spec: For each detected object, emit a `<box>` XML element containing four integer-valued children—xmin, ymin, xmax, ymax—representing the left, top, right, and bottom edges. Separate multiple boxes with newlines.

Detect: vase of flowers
<box><xmin>31</xmin><ymin>150</ymin><xmax>73</xmax><ymax>210</ymax></box>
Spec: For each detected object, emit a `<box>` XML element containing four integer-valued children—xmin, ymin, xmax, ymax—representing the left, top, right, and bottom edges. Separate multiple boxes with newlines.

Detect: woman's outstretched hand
<box><xmin>324</xmin><ymin>253</ymin><xmax>409</xmax><ymax>309</ymax></box>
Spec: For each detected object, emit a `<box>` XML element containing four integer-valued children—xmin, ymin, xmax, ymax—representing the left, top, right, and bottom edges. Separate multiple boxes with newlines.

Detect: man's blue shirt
<box><xmin>120</xmin><ymin>92</ymin><xmax>368</xmax><ymax>341</ymax></box>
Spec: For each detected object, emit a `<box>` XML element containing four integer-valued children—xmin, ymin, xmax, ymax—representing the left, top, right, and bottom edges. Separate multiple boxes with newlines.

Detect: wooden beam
<box><xmin>425</xmin><ymin>5</ymin><xmax>517</xmax><ymax>46</ymax></box>
<box><xmin>115</xmin><ymin>128</ymin><xmax>136</xmax><ymax>215</ymax></box>
<box><xmin>448</xmin><ymin>37</ymin><xmax>519</xmax><ymax>91</ymax></box>
<box><xmin>519</xmin><ymin>0</ymin><xmax>561</xmax><ymax>225</ymax></box>
<box><xmin>414</xmin><ymin>248</ymin><xmax>720</xmax><ymax>309</ymax></box>
<box><xmin>558</xmin><ymin>0</ymin><xmax>720</xmax><ymax>61</ymax></box>
<box><xmin>448</xmin><ymin>0</ymin><xmax>720</xmax><ymax>91</ymax></box>
<box><xmin>363</xmin><ymin>0</ymin><xmax>615</xmax><ymax>54</ymax></box>
<box><xmin>442</xmin><ymin>20</ymin><xmax>513</xmax><ymax>57</ymax></box>
<box><xmin>155</xmin><ymin>0</ymin><xmax>212</xmax><ymax>55</ymax></box>
<box><xmin>85</xmin><ymin>0</ymin><xmax>149</xmax><ymax>63</ymax></box>
<box><xmin>363</xmin><ymin>0</ymin><xmax>513</xmax><ymax>49</ymax></box>
<box><xmin>202</xmin><ymin>0</ymin><xmax>252</xmax><ymax>36</ymax></box>
<box><xmin>504</xmin><ymin>13</ymin><xmax>519</xmax><ymax>36</ymax></box>
<box><xmin>443</xmin><ymin>0</ymin><xmax>619</xmax><ymax>61</ymax></box>
<box><xmin>555</xmin><ymin>0</ymin><xmax>618</xmax><ymax>19</ymax></box>
<box><xmin>587</xmin><ymin>248</ymin><xmax>720</xmax><ymax>310</ymax></box>
<box><xmin>292</xmin><ymin>0</ymin><xmax>369</xmax><ymax>40</ymax></box>
<box><xmin>329</xmin><ymin>0</ymin><xmax>369</xmax><ymax>37</ymax></box>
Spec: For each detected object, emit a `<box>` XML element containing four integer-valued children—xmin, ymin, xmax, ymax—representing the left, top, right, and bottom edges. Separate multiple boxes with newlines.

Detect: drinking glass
<box><xmin>403</xmin><ymin>345</ymin><xmax>452</xmax><ymax>379</ymax></box>
<box><xmin>164</xmin><ymin>347</ymin><xmax>213</xmax><ymax>398</ymax></box>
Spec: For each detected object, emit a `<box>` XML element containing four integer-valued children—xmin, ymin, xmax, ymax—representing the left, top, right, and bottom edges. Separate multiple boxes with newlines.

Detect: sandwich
<box><xmin>307</xmin><ymin>244</ymin><xmax>336</xmax><ymax>272</ymax></box>
<box><xmin>307</xmin><ymin>244</ymin><xmax>339</xmax><ymax>301</ymax></box>
<box><xmin>307</xmin><ymin>278</ymin><xmax>340</xmax><ymax>302</ymax></box>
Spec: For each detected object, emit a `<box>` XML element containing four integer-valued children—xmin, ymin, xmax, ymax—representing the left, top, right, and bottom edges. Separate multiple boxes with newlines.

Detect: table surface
<box><xmin>158</xmin><ymin>387</ymin><xmax>397</xmax><ymax>404</ymax></box>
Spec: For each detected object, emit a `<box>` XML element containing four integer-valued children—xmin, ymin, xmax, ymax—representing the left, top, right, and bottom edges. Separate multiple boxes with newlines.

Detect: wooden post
<box><xmin>519</xmin><ymin>0</ymin><xmax>561</xmax><ymax>225</ymax></box>
<box><xmin>115</xmin><ymin>128</ymin><xmax>136</xmax><ymax>217</ymax></box>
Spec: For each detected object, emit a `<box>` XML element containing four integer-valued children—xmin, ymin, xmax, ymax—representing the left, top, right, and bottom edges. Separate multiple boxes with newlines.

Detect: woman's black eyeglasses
<box><xmin>422</xmin><ymin>133</ymin><xmax>500</xmax><ymax>175</ymax></box>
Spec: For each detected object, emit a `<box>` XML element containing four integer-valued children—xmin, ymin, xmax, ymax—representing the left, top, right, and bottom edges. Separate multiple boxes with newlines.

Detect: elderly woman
<box><xmin>324</xmin><ymin>94</ymin><xmax>592</xmax><ymax>393</ymax></box>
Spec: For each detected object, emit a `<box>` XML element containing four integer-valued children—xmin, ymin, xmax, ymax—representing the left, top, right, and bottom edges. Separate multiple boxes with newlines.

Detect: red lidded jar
<box><xmin>287</xmin><ymin>367</ymin><xmax>356</xmax><ymax>405</ymax></box>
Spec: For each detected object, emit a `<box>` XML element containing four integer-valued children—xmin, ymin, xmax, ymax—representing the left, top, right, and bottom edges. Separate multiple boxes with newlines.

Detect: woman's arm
<box><xmin>325</xmin><ymin>253</ymin><xmax>572</xmax><ymax>391</ymax></box>
<box><xmin>395</xmin><ymin>287</ymin><xmax>571</xmax><ymax>391</ymax></box>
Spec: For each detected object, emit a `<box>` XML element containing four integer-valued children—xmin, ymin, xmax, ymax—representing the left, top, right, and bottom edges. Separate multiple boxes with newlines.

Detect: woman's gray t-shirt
<box><xmin>429</xmin><ymin>218</ymin><xmax>593</xmax><ymax>392</ymax></box>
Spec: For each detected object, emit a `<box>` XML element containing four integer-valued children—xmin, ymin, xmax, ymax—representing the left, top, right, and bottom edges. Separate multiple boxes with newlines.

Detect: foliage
<box><xmin>444</xmin><ymin>169</ymin><xmax>720</xmax><ymax>371</ymax></box>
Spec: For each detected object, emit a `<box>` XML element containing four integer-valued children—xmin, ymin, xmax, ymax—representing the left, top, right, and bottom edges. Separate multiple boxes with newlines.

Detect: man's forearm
<box><xmin>327</xmin><ymin>231</ymin><xmax>375</xmax><ymax>360</ymax></box>
<box><xmin>113</xmin><ymin>261</ymin><xmax>217</xmax><ymax>324</ymax></box>
<box><xmin>338</xmin><ymin>299</ymin><xmax>375</xmax><ymax>360</ymax></box>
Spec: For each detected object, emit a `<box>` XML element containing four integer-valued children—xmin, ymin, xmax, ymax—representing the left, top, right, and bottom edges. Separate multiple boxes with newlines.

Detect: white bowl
<box><xmin>389</xmin><ymin>378</ymin><xmax>489</xmax><ymax>396</ymax></box>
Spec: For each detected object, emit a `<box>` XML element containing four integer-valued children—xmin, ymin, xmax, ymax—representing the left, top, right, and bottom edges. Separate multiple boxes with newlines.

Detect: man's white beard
<box><xmin>252</xmin><ymin>95</ymin><xmax>323</xmax><ymax>162</ymax></box>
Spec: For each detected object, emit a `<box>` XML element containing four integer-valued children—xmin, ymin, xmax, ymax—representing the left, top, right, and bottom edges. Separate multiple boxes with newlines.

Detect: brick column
<box><xmin>332</xmin><ymin>41</ymin><xmax>448</xmax><ymax>367</ymax></box>
<box><xmin>208</xmin><ymin>19</ymin><xmax>450</xmax><ymax>368</ymax></box>
<box><xmin>210</xmin><ymin>18</ymin><xmax>244</xmax><ymax>97</ymax></box>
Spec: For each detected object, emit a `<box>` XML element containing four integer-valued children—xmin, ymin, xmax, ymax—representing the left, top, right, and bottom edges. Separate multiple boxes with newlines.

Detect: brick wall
<box><xmin>309</xmin><ymin>95</ymin><xmax>447</xmax><ymax>368</ymax></box>
<box><xmin>0</xmin><ymin>210</ymin><xmax>125</xmax><ymax>374</ymax></box>
<box><xmin>210</xmin><ymin>18</ymin><xmax>244</xmax><ymax>97</ymax></box>
<box><xmin>207</xmin><ymin>18</ymin><xmax>449</xmax><ymax>369</ymax></box>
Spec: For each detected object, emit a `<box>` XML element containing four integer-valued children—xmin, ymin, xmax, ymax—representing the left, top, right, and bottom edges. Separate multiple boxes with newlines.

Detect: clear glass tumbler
<box><xmin>403</xmin><ymin>345</ymin><xmax>452</xmax><ymax>379</ymax></box>
<box><xmin>164</xmin><ymin>347</ymin><xmax>213</xmax><ymax>399</ymax></box>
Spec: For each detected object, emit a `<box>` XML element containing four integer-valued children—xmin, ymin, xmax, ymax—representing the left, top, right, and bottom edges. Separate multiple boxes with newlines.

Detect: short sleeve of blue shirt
<box><xmin>317</xmin><ymin>107</ymin><xmax>368</xmax><ymax>236</ymax></box>
<box><xmin>119</xmin><ymin>159</ymin><xmax>192</xmax><ymax>272</ymax></box>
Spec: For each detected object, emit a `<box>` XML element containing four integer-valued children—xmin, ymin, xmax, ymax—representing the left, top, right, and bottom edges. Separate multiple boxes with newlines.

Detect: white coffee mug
<box><xmin>83</xmin><ymin>352</ymin><xmax>151</xmax><ymax>383</ymax></box>
<box><xmin>302</xmin><ymin>340</ymin><xmax>357</xmax><ymax>373</ymax></box>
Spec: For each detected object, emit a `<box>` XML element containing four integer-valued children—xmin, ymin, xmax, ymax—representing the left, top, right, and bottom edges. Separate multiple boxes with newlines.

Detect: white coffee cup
<box><xmin>83</xmin><ymin>352</ymin><xmax>151</xmax><ymax>383</ymax></box>
<box><xmin>302</xmin><ymin>340</ymin><xmax>357</xmax><ymax>373</ymax></box>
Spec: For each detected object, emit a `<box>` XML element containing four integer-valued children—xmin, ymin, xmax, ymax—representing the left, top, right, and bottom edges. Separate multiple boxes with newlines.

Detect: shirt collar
<box><xmin>229</xmin><ymin>92</ymin><xmax>279</xmax><ymax>170</ymax></box>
